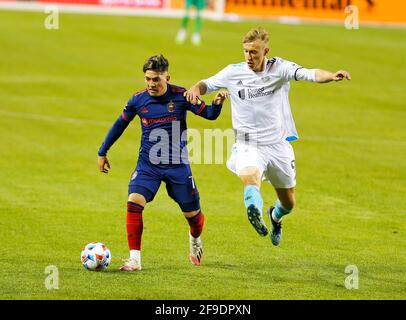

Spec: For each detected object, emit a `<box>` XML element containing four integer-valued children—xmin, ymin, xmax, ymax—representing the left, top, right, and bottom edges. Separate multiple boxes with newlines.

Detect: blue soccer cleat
<box><xmin>268</xmin><ymin>207</ymin><xmax>282</xmax><ymax>246</ymax></box>
<box><xmin>247</xmin><ymin>204</ymin><xmax>269</xmax><ymax>237</ymax></box>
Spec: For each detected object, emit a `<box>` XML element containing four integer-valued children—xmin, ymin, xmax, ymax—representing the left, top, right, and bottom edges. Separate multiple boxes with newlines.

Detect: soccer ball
<box><xmin>80</xmin><ymin>242</ymin><xmax>111</xmax><ymax>271</ymax></box>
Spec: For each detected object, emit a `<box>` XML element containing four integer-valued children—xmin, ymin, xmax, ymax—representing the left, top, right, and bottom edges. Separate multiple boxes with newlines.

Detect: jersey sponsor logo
<box><xmin>167</xmin><ymin>100</ymin><xmax>175</xmax><ymax>112</ymax></box>
<box><xmin>238</xmin><ymin>89</ymin><xmax>246</xmax><ymax>100</ymax></box>
<box><xmin>140</xmin><ymin>106</ymin><xmax>149</xmax><ymax>113</ymax></box>
<box><xmin>141</xmin><ymin>116</ymin><xmax>177</xmax><ymax>126</ymax></box>
<box><xmin>238</xmin><ymin>87</ymin><xmax>274</xmax><ymax>100</ymax></box>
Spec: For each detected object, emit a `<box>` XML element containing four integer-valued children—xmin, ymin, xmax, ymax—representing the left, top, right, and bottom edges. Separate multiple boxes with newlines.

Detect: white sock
<box><xmin>189</xmin><ymin>233</ymin><xmax>200</xmax><ymax>242</ymax></box>
<box><xmin>130</xmin><ymin>250</ymin><xmax>141</xmax><ymax>263</ymax></box>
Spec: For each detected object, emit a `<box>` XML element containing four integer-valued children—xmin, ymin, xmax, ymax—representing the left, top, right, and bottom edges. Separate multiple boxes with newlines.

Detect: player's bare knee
<box><xmin>128</xmin><ymin>193</ymin><xmax>146</xmax><ymax>207</ymax></box>
<box><xmin>240</xmin><ymin>175</ymin><xmax>257</xmax><ymax>185</ymax></box>
<box><xmin>239</xmin><ymin>167</ymin><xmax>261</xmax><ymax>186</ymax></box>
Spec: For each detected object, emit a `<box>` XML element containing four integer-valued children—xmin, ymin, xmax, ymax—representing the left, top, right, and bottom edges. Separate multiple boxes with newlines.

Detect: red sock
<box><xmin>126</xmin><ymin>202</ymin><xmax>144</xmax><ymax>250</ymax></box>
<box><xmin>186</xmin><ymin>211</ymin><xmax>205</xmax><ymax>238</ymax></box>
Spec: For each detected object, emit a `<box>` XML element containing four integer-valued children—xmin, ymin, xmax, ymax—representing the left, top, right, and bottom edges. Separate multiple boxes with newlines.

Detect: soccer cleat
<box><xmin>176</xmin><ymin>29</ymin><xmax>187</xmax><ymax>44</ymax></box>
<box><xmin>119</xmin><ymin>258</ymin><xmax>142</xmax><ymax>271</ymax></box>
<box><xmin>189</xmin><ymin>234</ymin><xmax>203</xmax><ymax>266</ymax></box>
<box><xmin>191</xmin><ymin>33</ymin><xmax>201</xmax><ymax>46</ymax></box>
<box><xmin>247</xmin><ymin>204</ymin><xmax>269</xmax><ymax>236</ymax></box>
<box><xmin>268</xmin><ymin>207</ymin><xmax>282</xmax><ymax>246</ymax></box>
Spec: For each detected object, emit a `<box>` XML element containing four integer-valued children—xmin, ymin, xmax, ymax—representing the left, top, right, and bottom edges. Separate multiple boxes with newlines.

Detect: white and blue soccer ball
<box><xmin>80</xmin><ymin>242</ymin><xmax>111</xmax><ymax>271</ymax></box>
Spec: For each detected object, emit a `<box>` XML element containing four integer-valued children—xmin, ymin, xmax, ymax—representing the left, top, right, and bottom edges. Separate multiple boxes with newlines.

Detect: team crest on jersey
<box><xmin>140</xmin><ymin>106</ymin><xmax>148</xmax><ymax>114</ymax></box>
<box><xmin>167</xmin><ymin>100</ymin><xmax>175</xmax><ymax>112</ymax></box>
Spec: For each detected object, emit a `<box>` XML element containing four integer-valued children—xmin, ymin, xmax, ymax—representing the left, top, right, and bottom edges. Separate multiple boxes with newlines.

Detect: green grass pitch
<box><xmin>0</xmin><ymin>10</ymin><xmax>405</xmax><ymax>300</ymax></box>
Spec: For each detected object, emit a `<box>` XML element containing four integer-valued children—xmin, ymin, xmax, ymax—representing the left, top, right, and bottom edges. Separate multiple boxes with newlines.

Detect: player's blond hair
<box><xmin>243</xmin><ymin>27</ymin><xmax>269</xmax><ymax>47</ymax></box>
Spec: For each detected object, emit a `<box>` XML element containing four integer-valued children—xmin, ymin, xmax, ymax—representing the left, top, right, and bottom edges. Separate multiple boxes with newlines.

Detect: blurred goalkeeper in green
<box><xmin>176</xmin><ymin>0</ymin><xmax>207</xmax><ymax>46</ymax></box>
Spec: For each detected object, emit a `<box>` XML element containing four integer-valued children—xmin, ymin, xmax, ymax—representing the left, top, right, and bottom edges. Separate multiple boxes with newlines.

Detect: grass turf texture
<box><xmin>0</xmin><ymin>10</ymin><xmax>405</xmax><ymax>300</ymax></box>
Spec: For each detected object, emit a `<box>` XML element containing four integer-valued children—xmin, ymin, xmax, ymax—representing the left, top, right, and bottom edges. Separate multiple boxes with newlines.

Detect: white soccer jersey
<box><xmin>202</xmin><ymin>57</ymin><xmax>316</xmax><ymax>145</ymax></box>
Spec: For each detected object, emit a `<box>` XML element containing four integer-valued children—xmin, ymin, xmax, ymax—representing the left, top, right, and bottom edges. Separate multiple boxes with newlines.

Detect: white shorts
<box><xmin>226</xmin><ymin>140</ymin><xmax>296</xmax><ymax>189</ymax></box>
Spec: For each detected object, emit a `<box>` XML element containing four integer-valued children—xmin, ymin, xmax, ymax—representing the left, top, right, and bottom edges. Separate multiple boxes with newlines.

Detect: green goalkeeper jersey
<box><xmin>185</xmin><ymin>0</ymin><xmax>206</xmax><ymax>11</ymax></box>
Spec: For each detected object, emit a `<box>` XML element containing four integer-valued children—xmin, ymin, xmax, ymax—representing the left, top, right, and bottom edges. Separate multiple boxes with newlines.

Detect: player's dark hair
<box><xmin>143</xmin><ymin>54</ymin><xmax>169</xmax><ymax>73</ymax></box>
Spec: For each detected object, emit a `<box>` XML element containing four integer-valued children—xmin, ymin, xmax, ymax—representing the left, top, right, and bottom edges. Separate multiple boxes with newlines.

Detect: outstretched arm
<box><xmin>315</xmin><ymin>69</ymin><xmax>351</xmax><ymax>83</ymax></box>
<box><xmin>184</xmin><ymin>81</ymin><xmax>208</xmax><ymax>105</ymax></box>
<box><xmin>188</xmin><ymin>91</ymin><xmax>229</xmax><ymax>120</ymax></box>
<box><xmin>185</xmin><ymin>65</ymin><xmax>231</xmax><ymax>104</ymax></box>
<box><xmin>281</xmin><ymin>59</ymin><xmax>351</xmax><ymax>84</ymax></box>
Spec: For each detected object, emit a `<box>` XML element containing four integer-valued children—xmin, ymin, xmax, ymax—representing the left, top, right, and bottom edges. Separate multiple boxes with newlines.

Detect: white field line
<box><xmin>1</xmin><ymin>109</ymin><xmax>404</xmax><ymax>146</ymax></box>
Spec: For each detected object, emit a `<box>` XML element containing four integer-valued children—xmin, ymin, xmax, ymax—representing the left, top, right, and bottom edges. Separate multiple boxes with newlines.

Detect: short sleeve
<box><xmin>202</xmin><ymin>65</ymin><xmax>231</xmax><ymax>93</ymax></box>
<box><xmin>278</xmin><ymin>58</ymin><xmax>316</xmax><ymax>82</ymax></box>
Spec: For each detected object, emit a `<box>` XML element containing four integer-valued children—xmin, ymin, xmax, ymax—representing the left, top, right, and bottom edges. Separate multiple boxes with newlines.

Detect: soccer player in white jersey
<box><xmin>185</xmin><ymin>27</ymin><xmax>351</xmax><ymax>245</ymax></box>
